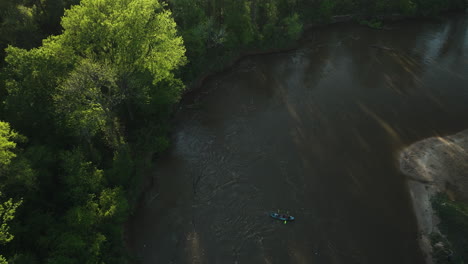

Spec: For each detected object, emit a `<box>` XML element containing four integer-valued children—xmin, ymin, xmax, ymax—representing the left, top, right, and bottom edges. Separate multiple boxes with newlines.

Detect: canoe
<box><xmin>270</xmin><ymin>212</ymin><xmax>295</xmax><ymax>221</ymax></box>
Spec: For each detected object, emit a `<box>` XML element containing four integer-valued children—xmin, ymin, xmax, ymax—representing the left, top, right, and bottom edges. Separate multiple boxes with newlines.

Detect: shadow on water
<box><xmin>127</xmin><ymin>13</ymin><xmax>468</xmax><ymax>264</ymax></box>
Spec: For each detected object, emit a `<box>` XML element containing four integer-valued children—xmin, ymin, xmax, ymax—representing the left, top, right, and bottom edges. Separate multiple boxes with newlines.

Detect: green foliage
<box><xmin>55</xmin><ymin>59</ymin><xmax>123</xmax><ymax>147</ymax></box>
<box><xmin>257</xmin><ymin>2</ymin><xmax>282</xmax><ymax>46</ymax></box>
<box><xmin>318</xmin><ymin>0</ymin><xmax>336</xmax><ymax>22</ymax></box>
<box><xmin>3</xmin><ymin>155</ymin><xmax>36</xmax><ymax>194</ymax></box>
<box><xmin>224</xmin><ymin>1</ymin><xmax>255</xmax><ymax>47</ymax></box>
<box><xmin>60</xmin><ymin>150</ymin><xmax>104</xmax><ymax>204</ymax></box>
<box><xmin>0</xmin><ymin>0</ymin><xmax>80</xmax><ymax>62</ymax></box>
<box><xmin>169</xmin><ymin>0</ymin><xmax>207</xmax><ymax>29</ymax></box>
<box><xmin>430</xmin><ymin>232</ymin><xmax>455</xmax><ymax>264</ymax></box>
<box><xmin>0</xmin><ymin>192</ymin><xmax>22</xmax><ymax>263</ymax></box>
<box><xmin>3</xmin><ymin>43</ymin><xmax>74</xmax><ymax>136</ymax></box>
<box><xmin>0</xmin><ymin>2</ymin><xmax>40</xmax><ymax>59</ymax></box>
<box><xmin>360</xmin><ymin>19</ymin><xmax>384</xmax><ymax>29</ymax></box>
<box><xmin>106</xmin><ymin>145</ymin><xmax>135</xmax><ymax>188</ymax></box>
<box><xmin>8</xmin><ymin>253</ymin><xmax>39</xmax><ymax>264</ymax></box>
<box><xmin>1</xmin><ymin>0</ymin><xmax>186</xmax><ymax>262</ymax></box>
<box><xmin>48</xmin><ymin>187</ymin><xmax>128</xmax><ymax>264</ymax></box>
<box><xmin>432</xmin><ymin>193</ymin><xmax>468</xmax><ymax>263</ymax></box>
<box><xmin>0</xmin><ymin>121</ymin><xmax>18</xmax><ymax>167</ymax></box>
<box><xmin>48</xmin><ymin>231</ymin><xmax>105</xmax><ymax>264</ymax></box>
<box><xmin>0</xmin><ymin>121</ymin><xmax>35</xmax><ymax>195</ymax></box>
<box><xmin>400</xmin><ymin>0</ymin><xmax>418</xmax><ymax>15</ymax></box>
<box><xmin>260</xmin><ymin>1</ymin><xmax>279</xmax><ymax>25</ymax></box>
<box><xmin>36</xmin><ymin>0</ymin><xmax>81</xmax><ymax>35</ymax></box>
<box><xmin>0</xmin><ymin>193</ymin><xmax>22</xmax><ymax>244</ymax></box>
<box><xmin>38</xmin><ymin>154</ymin><xmax>129</xmax><ymax>263</ymax></box>
<box><xmin>57</xmin><ymin>0</ymin><xmax>187</xmax><ymax>133</ymax></box>
<box><xmin>60</xmin><ymin>0</ymin><xmax>186</xmax><ymax>85</ymax></box>
<box><xmin>283</xmin><ymin>13</ymin><xmax>303</xmax><ymax>40</ymax></box>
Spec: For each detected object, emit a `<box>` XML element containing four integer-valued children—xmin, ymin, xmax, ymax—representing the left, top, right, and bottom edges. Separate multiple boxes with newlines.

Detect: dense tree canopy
<box><xmin>1</xmin><ymin>0</ymin><xmax>185</xmax><ymax>262</ymax></box>
<box><xmin>60</xmin><ymin>0</ymin><xmax>186</xmax><ymax>84</ymax></box>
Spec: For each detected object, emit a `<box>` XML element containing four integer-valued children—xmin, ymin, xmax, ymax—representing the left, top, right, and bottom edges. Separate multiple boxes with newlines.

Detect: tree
<box><xmin>0</xmin><ymin>1</ymin><xmax>40</xmax><ymax>60</ymax></box>
<box><xmin>55</xmin><ymin>59</ymin><xmax>123</xmax><ymax>148</ymax></box>
<box><xmin>60</xmin><ymin>0</ymin><xmax>186</xmax><ymax>85</ymax></box>
<box><xmin>224</xmin><ymin>0</ymin><xmax>255</xmax><ymax>47</ymax></box>
<box><xmin>1</xmin><ymin>1</ymin><xmax>187</xmax><ymax>261</ymax></box>
<box><xmin>47</xmin><ymin>187</ymin><xmax>128</xmax><ymax>264</ymax></box>
<box><xmin>56</xmin><ymin>0</ymin><xmax>187</xmax><ymax>124</ymax></box>
<box><xmin>59</xmin><ymin>149</ymin><xmax>104</xmax><ymax>205</ymax></box>
<box><xmin>0</xmin><ymin>193</ymin><xmax>22</xmax><ymax>246</ymax></box>
<box><xmin>0</xmin><ymin>0</ymin><xmax>81</xmax><ymax>61</ymax></box>
<box><xmin>0</xmin><ymin>121</ymin><xmax>23</xmax><ymax>263</ymax></box>
<box><xmin>0</xmin><ymin>121</ymin><xmax>18</xmax><ymax>168</ymax></box>
<box><xmin>3</xmin><ymin>41</ymin><xmax>74</xmax><ymax>138</ymax></box>
<box><xmin>282</xmin><ymin>13</ymin><xmax>303</xmax><ymax>40</ymax></box>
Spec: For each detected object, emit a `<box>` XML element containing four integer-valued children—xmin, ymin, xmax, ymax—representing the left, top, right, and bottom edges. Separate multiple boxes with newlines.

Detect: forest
<box><xmin>0</xmin><ymin>0</ymin><xmax>466</xmax><ymax>263</ymax></box>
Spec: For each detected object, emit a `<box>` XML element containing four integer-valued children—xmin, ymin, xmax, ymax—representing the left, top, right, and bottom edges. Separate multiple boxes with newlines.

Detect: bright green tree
<box><xmin>60</xmin><ymin>0</ymin><xmax>186</xmax><ymax>85</ymax></box>
<box><xmin>0</xmin><ymin>121</ymin><xmax>18</xmax><ymax>168</ymax></box>
<box><xmin>0</xmin><ymin>194</ymin><xmax>22</xmax><ymax>245</ymax></box>
<box><xmin>0</xmin><ymin>121</ymin><xmax>23</xmax><ymax>263</ymax></box>
<box><xmin>0</xmin><ymin>194</ymin><xmax>21</xmax><ymax>264</ymax></box>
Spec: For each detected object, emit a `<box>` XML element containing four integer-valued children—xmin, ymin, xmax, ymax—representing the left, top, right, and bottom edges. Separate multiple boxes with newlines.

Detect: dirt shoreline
<box><xmin>400</xmin><ymin>129</ymin><xmax>468</xmax><ymax>263</ymax></box>
<box><xmin>182</xmin><ymin>9</ymin><xmax>467</xmax><ymax>97</ymax></box>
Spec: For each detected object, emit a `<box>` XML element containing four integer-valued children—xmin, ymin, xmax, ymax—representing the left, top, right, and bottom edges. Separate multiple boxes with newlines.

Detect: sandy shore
<box><xmin>400</xmin><ymin>129</ymin><xmax>468</xmax><ymax>263</ymax></box>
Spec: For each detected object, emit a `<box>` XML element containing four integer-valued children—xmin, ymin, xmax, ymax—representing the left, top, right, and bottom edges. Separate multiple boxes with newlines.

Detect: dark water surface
<box><xmin>128</xmin><ymin>14</ymin><xmax>468</xmax><ymax>264</ymax></box>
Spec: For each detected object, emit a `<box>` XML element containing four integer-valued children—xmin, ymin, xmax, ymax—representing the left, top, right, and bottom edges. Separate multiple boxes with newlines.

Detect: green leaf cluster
<box><xmin>432</xmin><ymin>193</ymin><xmax>468</xmax><ymax>263</ymax></box>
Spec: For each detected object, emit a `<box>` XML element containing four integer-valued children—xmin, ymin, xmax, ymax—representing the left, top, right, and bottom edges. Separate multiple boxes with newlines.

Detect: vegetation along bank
<box><xmin>401</xmin><ymin>130</ymin><xmax>468</xmax><ymax>264</ymax></box>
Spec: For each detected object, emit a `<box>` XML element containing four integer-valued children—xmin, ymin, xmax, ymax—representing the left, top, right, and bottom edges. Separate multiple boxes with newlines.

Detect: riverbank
<box><xmin>182</xmin><ymin>14</ymin><xmax>388</xmax><ymax>95</ymax></box>
<box><xmin>182</xmin><ymin>8</ymin><xmax>467</xmax><ymax>98</ymax></box>
<box><xmin>400</xmin><ymin>129</ymin><xmax>468</xmax><ymax>263</ymax></box>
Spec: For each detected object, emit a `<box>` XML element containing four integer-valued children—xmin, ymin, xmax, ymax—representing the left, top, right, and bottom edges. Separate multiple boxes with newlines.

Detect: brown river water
<box><xmin>127</xmin><ymin>13</ymin><xmax>468</xmax><ymax>264</ymax></box>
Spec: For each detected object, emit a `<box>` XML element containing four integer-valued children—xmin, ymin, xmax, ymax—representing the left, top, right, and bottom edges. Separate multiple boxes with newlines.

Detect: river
<box><xmin>127</xmin><ymin>13</ymin><xmax>468</xmax><ymax>264</ymax></box>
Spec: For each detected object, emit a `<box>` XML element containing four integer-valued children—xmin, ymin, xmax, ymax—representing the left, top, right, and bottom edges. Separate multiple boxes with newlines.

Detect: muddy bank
<box><xmin>400</xmin><ymin>129</ymin><xmax>468</xmax><ymax>263</ymax></box>
<box><xmin>182</xmin><ymin>9</ymin><xmax>468</xmax><ymax>108</ymax></box>
<box><xmin>183</xmin><ymin>13</ymin><xmax>411</xmax><ymax>95</ymax></box>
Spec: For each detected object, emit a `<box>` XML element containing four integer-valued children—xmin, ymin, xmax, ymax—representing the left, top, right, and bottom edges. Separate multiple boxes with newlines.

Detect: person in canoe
<box><xmin>270</xmin><ymin>212</ymin><xmax>295</xmax><ymax>222</ymax></box>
